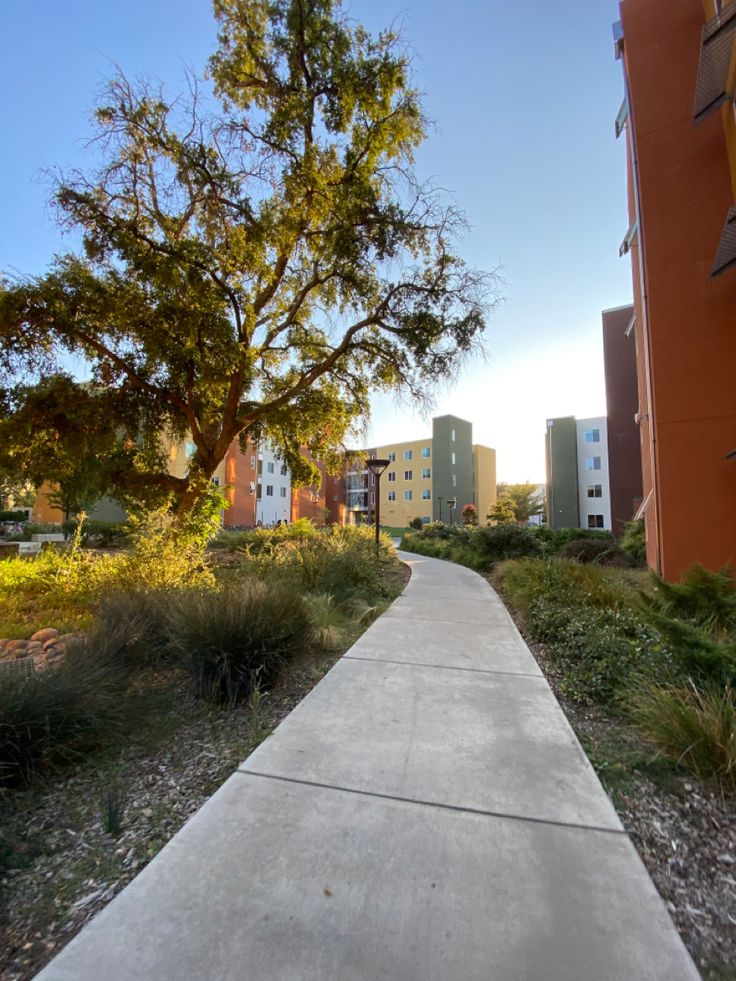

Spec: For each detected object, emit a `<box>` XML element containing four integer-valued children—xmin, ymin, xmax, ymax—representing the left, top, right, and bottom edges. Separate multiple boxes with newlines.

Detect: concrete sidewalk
<box><xmin>36</xmin><ymin>552</ymin><xmax>699</xmax><ymax>980</ymax></box>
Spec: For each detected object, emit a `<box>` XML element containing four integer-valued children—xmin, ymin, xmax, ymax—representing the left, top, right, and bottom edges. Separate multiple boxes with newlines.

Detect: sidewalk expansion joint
<box><xmin>343</xmin><ymin>654</ymin><xmax>543</xmax><ymax>679</ymax></box>
<box><xmin>237</xmin><ymin>769</ymin><xmax>626</xmax><ymax>838</ymax></box>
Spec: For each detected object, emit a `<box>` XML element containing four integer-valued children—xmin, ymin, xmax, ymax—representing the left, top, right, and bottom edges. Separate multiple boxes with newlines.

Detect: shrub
<box><xmin>631</xmin><ymin>683</ymin><xmax>736</xmax><ymax>792</ymax></box>
<box><xmin>166</xmin><ymin>580</ymin><xmax>312</xmax><ymax>703</ymax></box>
<box><xmin>639</xmin><ymin>564</ymin><xmax>736</xmax><ymax>686</ymax></box>
<box><xmin>531</xmin><ymin>526</ymin><xmax>612</xmax><ymax>555</ymax></box>
<box><xmin>498</xmin><ymin>558</ymin><xmax>634</xmax><ymax>618</ymax></box>
<box><xmin>557</xmin><ymin>537</ymin><xmax>614</xmax><ymax>564</ymax></box>
<box><xmin>62</xmin><ymin>519</ymin><xmax>129</xmax><ymax>548</ymax></box>
<box><xmin>0</xmin><ymin>511</ymin><xmax>26</xmax><ymax>522</ymax></box>
<box><xmin>471</xmin><ymin>524</ymin><xmax>543</xmax><ymax>564</ymax></box>
<box><xmin>409</xmin><ymin>517</ymin><xmax>424</xmax><ymax>531</ymax></box>
<box><xmin>621</xmin><ymin>519</ymin><xmax>646</xmax><ymax>564</ymax></box>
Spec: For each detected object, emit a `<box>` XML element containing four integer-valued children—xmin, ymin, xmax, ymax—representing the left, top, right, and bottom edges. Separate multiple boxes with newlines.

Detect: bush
<box><xmin>409</xmin><ymin>517</ymin><xmax>424</xmax><ymax>531</ymax></box>
<box><xmin>166</xmin><ymin>580</ymin><xmax>312</xmax><ymax>703</ymax></box>
<box><xmin>556</xmin><ymin>537</ymin><xmax>613</xmax><ymax>564</ymax></box>
<box><xmin>531</xmin><ymin>526</ymin><xmax>612</xmax><ymax>555</ymax></box>
<box><xmin>0</xmin><ymin>632</ymin><xmax>135</xmax><ymax>785</ymax></box>
<box><xmin>621</xmin><ymin>519</ymin><xmax>646</xmax><ymax>564</ymax></box>
<box><xmin>638</xmin><ymin>564</ymin><xmax>736</xmax><ymax>687</ymax></box>
<box><xmin>61</xmin><ymin>519</ymin><xmax>129</xmax><ymax>548</ymax></box>
<box><xmin>0</xmin><ymin>511</ymin><xmax>26</xmax><ymax>522</ymax></box>
<box><xmin>93</xmin><ymin>589</ymin><xmax>173</xmax><ymax>670</ymax></box>
<box><xmin>631</xmin><ymin>683</ymin><xmax>736</xmax><ymax>792</ymax></box>
<box><xmin>471</xmin><ymin>524</ymin><xmax>543</xmax><ymax>564</ymax></box>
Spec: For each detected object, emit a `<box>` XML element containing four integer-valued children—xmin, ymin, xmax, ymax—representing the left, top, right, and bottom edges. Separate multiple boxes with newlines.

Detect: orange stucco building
<box><xmin>616</xmin><ymin>0</ymin><xmax>736</xmax><ymax>579</ymax></box>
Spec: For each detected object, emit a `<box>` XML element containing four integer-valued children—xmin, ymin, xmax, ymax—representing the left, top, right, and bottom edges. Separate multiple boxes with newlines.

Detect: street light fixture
<box><xmin>437</xmin><ymin>496</ymin><xmax>443</xmax><ymax>522</ymax></box>
<box><xmin>366</xmin><ymin>457</ymin><xmax>391</xmax><ymax>553</ymax></box>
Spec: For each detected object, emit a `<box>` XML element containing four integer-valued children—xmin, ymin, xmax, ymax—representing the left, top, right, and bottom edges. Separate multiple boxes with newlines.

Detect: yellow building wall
<box><xmin>375</xmin><ymin>437</ymin><xmax>433</xmax><ymax>527</ymax></box>
<box><xmin>473</xmin><ymin>445</ymin><xmax>497</xmax><ymax>522</ymax></box>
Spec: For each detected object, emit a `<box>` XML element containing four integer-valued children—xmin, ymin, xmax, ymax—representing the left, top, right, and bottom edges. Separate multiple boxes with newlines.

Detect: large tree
<box><xmin>0</xmin><ymin>0</ymin><xmax>494</xmax><ymax>518</ymax></box>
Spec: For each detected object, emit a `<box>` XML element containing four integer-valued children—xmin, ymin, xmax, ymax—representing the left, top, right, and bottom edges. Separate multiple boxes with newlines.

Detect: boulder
<box><xmin>5</xmin><ymin>639</ymin><xmax>29</xmax><ymax>655</ymax></box>
<box><xmin>31</xmin><ymin>627</ymin><xmax>60</xmax><ymax>644</ymax></box>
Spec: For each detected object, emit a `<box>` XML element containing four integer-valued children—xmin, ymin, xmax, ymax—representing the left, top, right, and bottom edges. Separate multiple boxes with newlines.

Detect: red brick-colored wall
<box><xmin>620</xmin><ymin>0</ymin><xmax>736</xmax><ymax>578</ymax></box>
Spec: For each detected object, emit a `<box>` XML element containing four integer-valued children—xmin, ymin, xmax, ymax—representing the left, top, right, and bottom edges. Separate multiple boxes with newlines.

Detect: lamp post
<box><xmin>366</xmin><ymin>458</ymin><xmax>391</xmax><ymax>553</ymax></box>
<box><xmin>438</xmin><ymin>496</ymin><xmax>443</xmax><ymax>523</ymax></box>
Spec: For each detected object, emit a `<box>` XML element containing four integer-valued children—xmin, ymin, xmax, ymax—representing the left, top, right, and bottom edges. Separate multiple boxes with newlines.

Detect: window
<box><xmin>267</xmin><ymin>461</ymin><xmax>275</xmax><ymax>473</ymax></box>
<box><xmin>452</xmin><ymin>474</ymin><xmax>456</xmax><ymax>487</ymax></box>
<box><xmin>404</xmin><ymin>470</ymin><xmax>413</xmax><ymax>480</ymax></box>
<box><xmin>257</xmin><ymin>459</ymin><xmax>263</xmax><ymax>475</ymax></box>
<box><xmin>422</xmin><ymin>515</ymin><xmax>431</xmax><ymax>524</ymax></box>
<box><xmin>404</xmin><ymin>449</ymin><xmax>413</xmax><ymax>460</ymax></box>
<box><xmin>584</xmin><ymin>429</ymin><xmax>601</xmax><ymax>443</ymax></box>
<box><xmin>587</xmin><ymin>514</ymin><xmax>604</xmax><ymax>529</ymax></box>
<box><xmin>421</xmin><ymin>467</ymin><xmax>431</xmax><ymax>478</ymax></box>
<box><xmin>266</xmin><ymin>485</ymin><xmax>273</xmax><ymax>496</ymax></box>
<box><xmin>585</xmin><ymin>457</ymin><xmax>602</xmax><ymax>471</ymax></box>
<box><xmin>451</xmin><ymin>429</ymin><xmax>456</xmax><ymax>441</ymax></box>
<box><xmin>587</xmin><ymin>484</ymin><xmax>603</xmax><ymax>499</ymax></box>
<box><xmin>211</xmin><ymin>476</ymin><xmax>220</xmax><ymax>486</ymax></box>
<box><xmin>280</xmin><ymin>464</ymin><xmax>288</xmax><ymax>476</ymax></box>
<box><xmin>250</xmin><ymin>455</ymin><xmax>256</xmax><ymax>468</ymax></box>
<box><xmin>370</xmin><ymin>473</ymin><xmax>375</xmax><ymax>486</ymax></box>
<box><xmin>421</xmin><ymin>447</ymin><xmax>431</xmax><ymax>459</ymax></box>
<box><xmin>280</xmin><ymin>487</ymin><xmax>287</xmax><ymax>498</ymax></box>
<box><xmin>404</xmin><ymin>490</ymin><xmax>413</xmax><ymax>501</ymax></box>
<box><xmin>451</xmin><ymin>451</ymin><xmax>456</xmax><ymax>465</ymax></box>
<box><xmin>371</xmin><ymin>492</ymin><xmax>375</xmax><ymax>506</ymax></box>
<box><xmin>256</xmin><ymin>485</ymin><xmax>262</xmax><ymax>500</ymax></box>
<box><xmin>388</xmin><ymin>452</ymin><xmax>396</xmax><ymax>462</ymax></box>
<box><xmin>387</xmin><ymin>471</ymin><xmax>396</xmax><ymax>482</ymax></box>
<box><xmin>422</xmin><ymin>489</ymin><xmax>431</xmax><ymax>500</ymax></box>
<box><xmin>388</xmin><ymin>490</ymin><xmax>396</xmax><ymax>502</ymax></box>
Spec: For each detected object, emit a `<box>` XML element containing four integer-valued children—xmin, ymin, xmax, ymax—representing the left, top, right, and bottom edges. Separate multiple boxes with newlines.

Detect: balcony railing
<box><xmin>694</xmin><ymin>0</ymin><xmax>736</xmax><ymax>122</ymax></box>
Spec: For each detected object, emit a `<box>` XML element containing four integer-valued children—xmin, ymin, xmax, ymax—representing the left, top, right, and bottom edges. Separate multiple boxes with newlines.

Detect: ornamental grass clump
<box><xmin>631</xmin><ymin>682</ymin><xmax>736</xmax><ymax>793</ymax></box>
<box><xmin>0</xmin><ymin>629</ymin><xmax>137</xmax><ymax>786</ymax></box>
<box><xmin>166</xmin><ymin>580</ymin><xmax>311</xmax><ymax>704</ymax></box>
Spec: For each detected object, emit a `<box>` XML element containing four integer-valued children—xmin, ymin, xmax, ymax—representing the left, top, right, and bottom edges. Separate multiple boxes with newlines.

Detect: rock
<box><xmin>0</xmin><ymin>639</ymin><xmax>9</xmax><ymax>651</ymax></box>
<box><xmin>31</xmin><ymin>628</ymin><xmax>59</xmax><ymax>644</ymax></box>
<box><xmin>26</xmin><ymin>642</ymin><xmax>43</xmax><ymax>655</ymax></box>
<box><xmin>717</xmin><ymin>853</ymin><xmax>735</xmax><ymax>865</ymax></box>
<box><xmin>5</xmin><ymin>639</ymin><xmax>29</xmax><ymax>655</ymax></box>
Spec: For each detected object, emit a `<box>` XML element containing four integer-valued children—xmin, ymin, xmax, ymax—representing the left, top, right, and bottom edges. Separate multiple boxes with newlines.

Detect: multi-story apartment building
<box><xmin>613</xmin><ymin>0</ymin><xmax>736</xmax><ymax>578</ymax></box>
<box><xmin>347</xmin><ymin>415</ymin><xmax>496</xmax><ymax>527</ymax></box>
<box><xmin>546</xmin><ymin>416</ymin><xmax>612</xmax><ymax>531</ymax></box>
<box><xmin>602</xmin><ymin>304</ymin><xmax>643</xmax><ymax>537</ymax></box>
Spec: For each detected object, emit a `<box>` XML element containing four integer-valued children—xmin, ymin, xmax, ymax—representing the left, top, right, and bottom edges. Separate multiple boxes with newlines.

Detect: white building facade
<box><xmin>575</xmin><ymin>417</ymin><xmax>612</xmax><ymax>531</ymax></box>
<box><xmin>256</xmin><ymin>444</ymin><xmax>291</xmax><ymax>526</ymax></box>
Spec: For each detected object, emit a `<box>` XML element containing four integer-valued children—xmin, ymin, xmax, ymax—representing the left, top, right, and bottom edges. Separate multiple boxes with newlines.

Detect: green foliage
<box><xmin>557</xmin><ymin>537</ymin><xmax>620</xmax><ymax>564</ymax></box>
<box><xmin>61</xmin><ymin>519</ymin><xmax>129</xmax><ymax>548</ymax></box>
<box><xmin>531</xmin><ymin>526</ymin><xmax>613</xmax><ymax>554</ymax></box>
<box><xmin>409</xmin><ymin>516</ymin><xmax>424</xmax><ymax>530</ymax></box>
<box><xmin>638</xmin><ymin>564</ymin><xmax>736</xmax><ymax>687</ymax></box>
<box><xmin>496</xmin><ymin>482</ymin><xmax>544</xmax><ymax>524</ymax></box>
<box><xmin>621</xmin><ymin>519</ymin><xmax>646</xmax><ymax>564</ymax></box>
<box><xmin>0</xmin><ymin>633</ymin><xmax>138</xmax><ymax>786</ymax></box>
<box><xmin>0</xmin><ymin>510</ymin><xmax>26</xmax><ymax>522</ymax></box>
<box><xmin>461</xmin><ymin>503</ymin><xmax>478</xmax><ymax>526</ymax></box>
<box><xmin>631</xmin><ymin>683</ymin><xmax>736</xmax><ymax>793</ymax></box>
<box><xmin>166</xmin><ymin>581</ymin><xmax>311</xmax><ymax>704</ymax></box>
<box><xmin>471</xmin><ymin>524</ymin><xmax>543</xmax><ymax>563</ymax></box>
<box><xmin>486</xmin><ymin>497</ymin><xmax>515</xmax><ymax>525</ymax></box>
<box><xmin>2</xmin><ymin>0</ymin><xmax>495</xmax><ymax>518</ymax></box>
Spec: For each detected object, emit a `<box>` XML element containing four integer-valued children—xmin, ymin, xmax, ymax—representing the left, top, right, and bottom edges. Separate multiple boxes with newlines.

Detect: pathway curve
<box><xmin>36</xmin><ymin>552</ymin><xmax>699</xmax><ymax>980</ymax></box>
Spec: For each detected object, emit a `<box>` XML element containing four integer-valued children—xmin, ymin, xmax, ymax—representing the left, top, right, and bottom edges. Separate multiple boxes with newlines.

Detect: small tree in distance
<box><xmin>496</xmin><ymin>482</ymin><xmax>545</xmax><ymax>525</ymax></box>
<box><xmin>487</xmin><ymin>498</ymin><xmax>515</xmax><ymax>526</ymax></box>
<box><xmin>461</xmin><ymin>503</ymin><xmax>478</xmax><ymax>526</ymax></box>
<box><xmin>0</xmin><ymin>0</ymin><xmax>497</xmax><ymax>523</ymax></box>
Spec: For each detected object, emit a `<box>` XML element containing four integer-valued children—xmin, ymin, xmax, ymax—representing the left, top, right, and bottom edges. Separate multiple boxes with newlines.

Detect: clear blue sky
<box><xmin>0</xmin><ymin>0</ymin><xmax>632</xmax><ymax>482</ymax></box>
